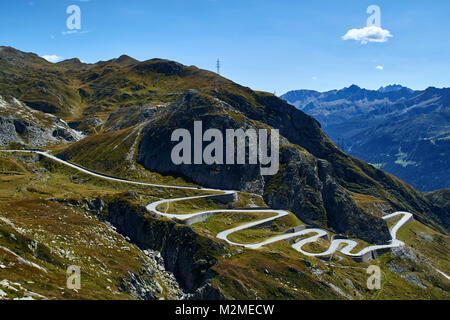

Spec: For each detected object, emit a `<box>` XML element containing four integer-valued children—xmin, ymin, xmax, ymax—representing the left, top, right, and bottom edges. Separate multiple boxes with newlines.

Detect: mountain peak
<box><xmin>378</xmin><ymin>84</ymin><xmax>413</xmax><ymax>93</ymax></box>
<box><xmin>0</xmin><ymin>46</ymin><xmax>49</xmax><ymax>65</ymax></box>
<box><xmin>115</xmin><ymin>54</ymin><xmax>139</xmax><ymax>66</ymax></box>
<box><xmin>57</xmin><ymin>58</ymin><xmax>83</xmax><ymax>65</ymax></box>
<box><xmin>346</xmin><ymin>84</ymin><xmax>361</xmax><ymax>91</ymax></box>
<box><xmin>0</xmin><ymin>46</ymin><xmax>20</xmax><ymax>55</ymax></box>
<box><xmin>0</xmin><ymin>46</ymin><xmax>31</xmax><ymax>57</ymax></box>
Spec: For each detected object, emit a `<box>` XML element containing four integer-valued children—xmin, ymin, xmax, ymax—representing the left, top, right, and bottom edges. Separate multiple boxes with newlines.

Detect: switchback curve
<box><xmin>2</xmin><ymin>150</ymin><xmax>413</xmax><ymax>262</ymax></box>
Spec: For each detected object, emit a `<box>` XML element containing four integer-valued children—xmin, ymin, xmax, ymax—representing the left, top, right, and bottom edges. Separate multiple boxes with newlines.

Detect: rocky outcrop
<box><xmin>316</xmin><ymin>160</ymin><xmax>391</xmax><ymax>243</ymax></box>
<box><xmin>103</xmin><ymin>104</ymin><xmax>166</xmax><ymax>133</ymax></box>
<box><xmin>89</xmin><ymin>194</ymin><xmax>224</xmax><ymax>299</ymax></box>
<box><xmin>263</xmin><ymin>146</ymin><xmax>390</xmax><ymax>243</ymax></box>
<box><xmin>0</xmin><ymin>95</ymin><xmax>83</xmax><ymax>147</ymax></box>
<box><xmin>119</xmin><ymin>261</ymin><xmax>171</xmax><ymax>300</ymax></box>
<box><xmin>137</xmin><ymin>90</ymin><xmax>266</xmax><ymax>194</ymax></box>
<box><xmin>137</xmin><ymin>90</ymin><xmax>391</xmax><ymax>243</ymax></box>
<box><xmin>68</xmin><ymin>117</ymin><xmax>103</xmax><ymax>135</ymax></box>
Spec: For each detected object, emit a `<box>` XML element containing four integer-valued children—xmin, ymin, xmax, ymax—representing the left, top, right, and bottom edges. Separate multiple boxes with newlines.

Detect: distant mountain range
<box><xmin>378</xmin><ymin>84</ymin><xmax>414</xmax><ymax>94</ymax></box>
<box><xmin>282</xmin><ymin>85</ymin><xmax>450</xmax><ymax>192</ymax></box>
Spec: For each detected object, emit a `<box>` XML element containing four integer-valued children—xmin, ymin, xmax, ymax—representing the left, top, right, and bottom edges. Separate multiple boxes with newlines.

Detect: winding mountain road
<box><xmin>2</xmin><ymin>150</ymin><xmax>414</xmax><ymax>262</ymax></box>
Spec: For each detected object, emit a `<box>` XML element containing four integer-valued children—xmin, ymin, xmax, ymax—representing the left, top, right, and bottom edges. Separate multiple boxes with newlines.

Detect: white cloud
<box><xmin>376</xmin><ymin>65</ymin><xmax>384</xmax><ymax>70</ymax></box>
<box><xmin>342</xmin><ymin>26</ymin><xmax>393</xmax><ymax>44</ymax></box>
<box><xmin>41</xmin><ymin>55</ymin><xmax>63</xmax><ymax>63</ymax></box>
<box><xmin>312</xmin><ymin>76</ymin><xmax>318</xmax><ymax>81</ymax></box>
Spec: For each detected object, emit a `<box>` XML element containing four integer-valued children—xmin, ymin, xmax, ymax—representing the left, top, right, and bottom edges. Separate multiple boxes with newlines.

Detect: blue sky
<box><xmin>1</xmin><ymin>0</ymin><xmax>449</xmax><ymax>94</ymax></box>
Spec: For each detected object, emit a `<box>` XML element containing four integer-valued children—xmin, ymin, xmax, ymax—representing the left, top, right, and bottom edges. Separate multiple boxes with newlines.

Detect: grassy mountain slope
<box><xmin>0</xmin><ymin>152</ymin><xmax>187</xmax><ymax>300</ymax></box>
<box><xmin>1</xmin><ymin>47</ymin><xmax>445</xmax><ymax>234</ymax></box>
<box><xmin>425</xmin><ymin>189</ymin><xmax>450</xmax><ymax>231</ymax></box>
<box><xmin>0</xmin><ymin>146</ymin><xmax>448</xmax><ymax>300</ymax></box>
<box><xmin>0</xmin><ymin>47</ymin><xmax>449</xmax><ymax>299</ymax></box>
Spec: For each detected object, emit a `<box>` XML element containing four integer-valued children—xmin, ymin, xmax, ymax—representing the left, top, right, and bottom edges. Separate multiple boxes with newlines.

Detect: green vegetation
<box><xmin>370</xmin><ymin>163</ymin><xmax>384</xmax><ymax>169</ymax></box>
<box><xmin>193</xmin><ymin>212</ymin><xmax>276</xmax><ymax>237</ymax></box>
<box><xmin>55</xmin><ymin>126</ymin><xmax>198</xmax><ymax>187</ymax></box>
<box><xmin>227</xmin><ymin>214</ymin><xmax>304</xmax><ymax>245</ymax></box>
<box><xmin>0</xmin><ymin>199</ymin><xmax>180</xmax><ymax>300</ymax></box>
<box><xmin>1</xmin><ymin>151</ymin><xmax>449</xmax><ymax>300</ymax></box>
<box><xmin>1</xmin><ymin>47</ymin><xmax>449</xmax><ymax>300</ymax></box>
<box><xmin>397</xmin><ymin>220</ymin><xmax>450</xmax><ymax>273</ymax></box>
<box><xmin>0</xmin><ymin>152</ymin><xmax>202</xmax><ymax>204</ymax></box>
<box><xmin>157</xmin><ymin>197</ymin><xmax>228</xmax><ymax>215</ymax></box>
<box><xmin>395</xmin><ymin>150</ymin><xmax>417</xmax><ymax>168</ymax></box>
<box><xmin>157</xmin><ymin>192</ymin><xmax>267</xmax><ymax>215</ymax></box>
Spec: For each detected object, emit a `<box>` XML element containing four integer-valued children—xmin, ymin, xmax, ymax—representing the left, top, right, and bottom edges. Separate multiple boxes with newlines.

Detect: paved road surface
<box><xmin>2</xmin><ymin>150</ymin><xmax>415</xmax><ymax>261</ymax></box>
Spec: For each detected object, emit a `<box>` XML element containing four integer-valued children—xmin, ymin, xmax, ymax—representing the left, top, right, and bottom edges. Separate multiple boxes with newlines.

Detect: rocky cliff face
<box><xmin>138</xmin><ymin>91</ymin><xmax>266</xmax><ymax>194</ymax></box>
<box><xmin>0</xmin><ymin>95</ymin><xmax>83</xmax><ymax>147</ymax></box>
<box><xmin>88</xmin><ymin>194</ymin><xmax>224</xmax><ymax>299</ymax></box>
<box><xmin>425</xmin><ymin>189</ymin><xmax>450</xmax><ymax>230</ymax></box>
<box><xmin>136</xmin><ymin>90</ymin><xmax>391</xmax><ymax>244</ymax></box>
